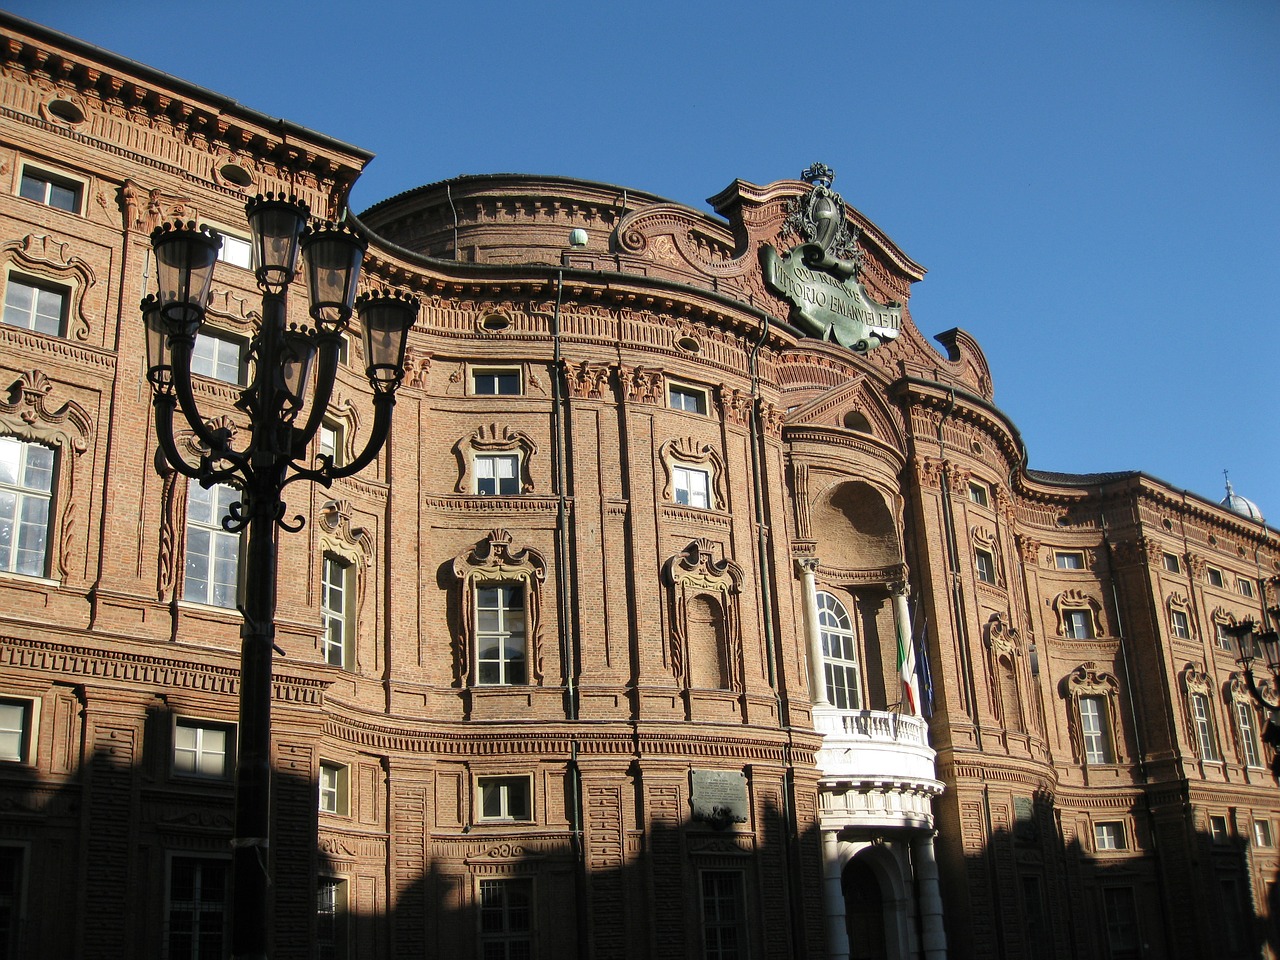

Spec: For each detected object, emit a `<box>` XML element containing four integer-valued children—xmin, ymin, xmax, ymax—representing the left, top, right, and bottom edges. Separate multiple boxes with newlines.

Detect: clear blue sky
<box><xmin>9</xmin><ymin>0</ymin><xmax>1279</xmax><ymax>519</ymax></box>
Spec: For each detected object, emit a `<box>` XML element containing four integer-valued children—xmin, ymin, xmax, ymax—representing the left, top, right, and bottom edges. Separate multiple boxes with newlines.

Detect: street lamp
<box><xmin>1227</xmin><ymin>615</ymin><xmax>1280</xmax><ymax>780</ymax></box>
<box><xmin>142</xmin><ymin>193</ymin><xmax>418</xmax><ymax>960</ymax></box>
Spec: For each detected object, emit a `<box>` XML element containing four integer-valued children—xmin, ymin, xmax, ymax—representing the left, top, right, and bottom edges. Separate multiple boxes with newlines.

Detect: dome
<box><xmin>1221</xmin><ymin>476</ymin><xmax>1265</xmax><ymax>522</ymax></box>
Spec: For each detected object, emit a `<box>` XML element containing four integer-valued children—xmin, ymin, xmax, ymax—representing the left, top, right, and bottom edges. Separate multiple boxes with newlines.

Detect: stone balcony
<box><xmin>812</xmin><ymin>706</ymin><xmax>944</xmax><ymax>831</ymax></box>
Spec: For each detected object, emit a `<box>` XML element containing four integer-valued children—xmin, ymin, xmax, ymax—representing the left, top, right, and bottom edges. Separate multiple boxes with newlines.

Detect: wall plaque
<box><xmin>690</xmin><ymin>769</ymin><xmax>749</xmax><ymax>827</ymax></box>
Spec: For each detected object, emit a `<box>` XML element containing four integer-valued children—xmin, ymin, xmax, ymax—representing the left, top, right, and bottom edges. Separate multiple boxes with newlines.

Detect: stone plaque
<box><xmin>690</xmin><ymin>769</ymin><xmax>749</xmax><ymax>827</ymax></box>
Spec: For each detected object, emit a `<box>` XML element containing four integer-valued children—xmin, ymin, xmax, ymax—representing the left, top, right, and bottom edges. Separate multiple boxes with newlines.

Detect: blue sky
<box><xmin>10</xmin><ymin>0</ymin><xmax>1280</xmax><ymax>518</ymax></box>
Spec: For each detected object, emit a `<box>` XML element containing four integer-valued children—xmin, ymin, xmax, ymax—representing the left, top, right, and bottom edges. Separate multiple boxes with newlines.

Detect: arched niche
<box><xmin>811</xmin><ymin>480</ymin><xmax>900</xmax><ymax>570</ymax></box>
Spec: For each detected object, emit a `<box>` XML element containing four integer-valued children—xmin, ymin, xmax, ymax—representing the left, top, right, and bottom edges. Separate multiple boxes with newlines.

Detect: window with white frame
<box><xmin>672</xmin><ymin>464</ymin><xmax>710</xmax><ymax>509</ymax></box>
<box><xmin>321</xmin><ymin>555</ymin><xmax>352</xmax><ymax>669</ymax></box>
<box><xmin>1190</xmin><ymin>692</ymin><xmax>1220</xmax><ymax>761</ymax></box>
<box><xmin>319</xmin><ymin>421</ymin><xmax>344</xmax><ymax>467</ymax></box>
<box><xmin>0</xmin><ymin>698</ymin><xmax>34</xmax><ymax>763</ymax></box>
<box><xmin>18</xmin><ymin>166</ymin><xmax>81</xmax><ymax>213</ymax></box>
<box><xmin>476</xmin><ymin>584</ymin><xmax>527</xmax><ymax>684</ymax></box>
<box><xmin>475</xmin><ymin>453</ymin><xmax>520</xmax><ymax>496</ymax></box>
<box><xmin>173</xmin><ymin>719</ymin><xmax>233</xmax><ymax>779</ymax></box>
<box><xmin>700</xmin><ymin>870</ymin><xmax>747</xmax><ymax>960</ymax></box>
<box><xmin>975</xmin><ymin>548</ymin><xmax>997</xmax><ymax>584</ymax></box>
<box><xmin>216</xmin><ymin>232</ymin><xmax>252</xmax><ymax>271</ymax></box>
<box><xmin>183</xmin><ymin>483</ymin><xmax>240</xmax><ymax>608</ymax></box>
<box><xmin>316</xmin><ymin>877</ymin><xmax>349</xmax><ymax>960</ymax></box>
<box><xmin>967</xmin><ymin>482</ymin><xmax>990</xmax><ymax>507</ymax></box>
<box><xmin>477</xmin><ymin>776</ymin><xmax>532</xmax><ymax>822</ymax></box>
<box><xmin>0</xmin><ymin>846</ymin><xmax>23</xmax><ymax>958</ymax></box>
<box><xmin>1215</xmin><ymin>621</ymin><xmax>1234</xmax><ymax>651</ymax></box>
<box><xmin>1055</xmin><ymin>551</ymin><xmax>1085</xmax><ymax>570</ymax></box>
<box><xmin>479</xmin><ymin>878</ymin><xmax>532</xmax><ymax>959</ymax></box>
<box><xmin>471</xmin><ymin>368</ymin><xmax>521</xmax><ymax>396</ymax></box>
<box><xmin>1207</xmin><ymin>567</ymin><xmax>1225</xmax><ymax>589</ymax></box>
<box><xmin>2</xmin><ymin>274</ymin><xmax>67</xmax><ymax>336</ymax></box>
<box><xmin>1063</xmin><ymin>609</ymin><xmax>1094</xmax><ymax>640</ymax></box>
<box><xmin>167</xmin><ymin>856</ymin><xmax>228</xmax><ymax>960</ymax></box>
<box><xmin>1095</xmin><ymin>821</ymin><xmax>1126</xmax><ymax>851</ymax></box>
<box><xmin>190</xmin><ymin>330</ymin><xmax>244</xmax><ymax>384</ymax></box>
<box><xmin>1170</xmin><ymin>609</ymin><xmax>1191</xmax><ymax>640</ymax></box>
<box><xmin>817</xmin><ymin>591</ymin><xmax>861</xmax><ymax>710</ymax></box>
<box><xmin>1163</xmin><ymin>553</ymin><xmax>1181</xmax><ymax>573</ymax></box>
<box><xmin>0</xmin><ymin>436</ymin><xmax>54</xmax><ymax>577</ymax></box>
<box><xmin>1238</xmin><ymin>578</ymin><xmax>1255</xmax><ymax>598</ymax></box>
<box><xmin>1210</xmin><ymin>815</ymin><xmax>1229</xmax><ymax>843</ymax></box>
<box><xmin>1079</xmin><ymin>695</ymin><xmax>1114</xmax><ymax>764</ymax></box>
<box><xmin>1255</xmin><ymin>819</ymin><xmax>1273</xmax><ymax>847</ymax></box>
<box><xmin>669</xmin><ymin>384</ymin><xmax>708</xmax><ymax>415</ymax></box>
<box><xmin>319</xmin><ymin>762</ymin><xmax>349</xmax><ymax>816</ymax></box>
<box><xmin>1236</xmin><ymin>701</ymin><xmax>1263</xmax><ymax>768</ymax></box>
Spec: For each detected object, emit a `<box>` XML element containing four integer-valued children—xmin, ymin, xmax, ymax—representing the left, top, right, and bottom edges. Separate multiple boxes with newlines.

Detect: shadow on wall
<box><xmin>0</xmin><ymin>714</ymin><xmax>826</xmax><ymax>959</ymax></box>
<box><xmin>949</xmin><ymin>789</ymin><xmax>1278</xmax><ymax>960</ymax></box>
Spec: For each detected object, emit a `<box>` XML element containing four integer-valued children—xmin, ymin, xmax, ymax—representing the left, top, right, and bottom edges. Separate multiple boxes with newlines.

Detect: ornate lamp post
<box><xmin>1227</xmin><ymin>615</ymin><xmax>1280</xmax><ymax>780</ymax></box>
<box><xmin>142</xmin><ymin>193</ymin><xmax>418</xmax><ymax>959</ymax></box>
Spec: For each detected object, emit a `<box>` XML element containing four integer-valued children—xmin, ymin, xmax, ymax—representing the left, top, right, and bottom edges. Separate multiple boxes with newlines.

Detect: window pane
<box><xmin>0</xmin><ymin>438</ymin><xmax>54</xmax><ymax>576</ymax></box>
<box><xmin>184</xmin><ymin>484</ymin><xmax>239</xmax><ymax>607</ymax></box>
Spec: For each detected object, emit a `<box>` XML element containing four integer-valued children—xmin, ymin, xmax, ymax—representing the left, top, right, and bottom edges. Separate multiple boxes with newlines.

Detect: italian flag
<box><xmin>897</xmin><ymin>616</ymin><xmax>919</xmax><ymax>716</ymax></box>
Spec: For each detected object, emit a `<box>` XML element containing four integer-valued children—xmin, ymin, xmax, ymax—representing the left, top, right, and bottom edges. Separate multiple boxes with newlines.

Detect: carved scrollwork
<box><xmin>1062</xmin><ymin>662</ymin><xmax>1123</xmax><ymax>764</ymax></box>
<box><xmin>1052</xmin><ymin>589</ymin><xmax>1105</xmax><ymax>637</ymax></box>
<box><xmin>618</xmin><ymin>365</ymin><xmax>664</xmax><ymax>405</ymax></box>
<box><xmin>658</xmin><ymin>438</ymin><xmax>727</xmax><ymax>511</ymax></box>
<box><xmin>451</xmin><ymin>530</ymin><xmax>547</xmax><ymax>686</ymax></box>
<box><xmin>454</xmin><ymin>424</ymin><xmax>537</xmax><ymax>495</ymax></box>
<box><xmin>1</xmin><ymin>234</ymin><xmax>97</xmax><ymax>340</ymax></box>
<box><xmin>567</xmin><ymin>361</ymin><xmax>612</xmax><ymax>400</ymax></box>
<box><xmin>664</xmin><ymin>539</ymin><xmax>744</xmax><ymax>690</ymax></box>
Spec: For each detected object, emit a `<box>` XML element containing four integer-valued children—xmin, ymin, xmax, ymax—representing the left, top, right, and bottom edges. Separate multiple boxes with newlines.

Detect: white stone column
<box><xmin>822</xmin><ymin>831</ymin><xmax>849</xmax><ymax>960</ymax></box>
<box><xmin>797</xmin><ymin>557</ymin><xmax>828</xmax><ymax>705</ymax></box>
<box><xmin>892</xmin><ymin>581</ymin><xmax>920</xmax><ymax>717</ymax></box>
<box><xmin>910</xmin><ymin>832</ymin><xmax>948</xmax><ymax>960</ymax></box>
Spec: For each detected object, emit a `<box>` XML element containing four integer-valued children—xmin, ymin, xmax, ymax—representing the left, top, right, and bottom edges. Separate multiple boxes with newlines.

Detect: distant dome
<box><xmin>1221</xmin><ymin>477</ymin><xmax>1265</xmax><ymax>522</ymax></box>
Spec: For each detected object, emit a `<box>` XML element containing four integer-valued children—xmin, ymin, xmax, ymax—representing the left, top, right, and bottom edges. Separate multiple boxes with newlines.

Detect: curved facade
<box><xmin>0</xmin><ymin>13</ymin><xmax>1279</xmax><ymax>960</ymax></box>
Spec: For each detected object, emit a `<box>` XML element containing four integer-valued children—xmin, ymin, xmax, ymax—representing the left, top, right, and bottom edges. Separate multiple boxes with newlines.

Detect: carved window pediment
<box><xmin>664</xmin><ymin>539</ymin><xmax>743</xmax><ymax>691</ymax></box>
<box><xmin>2</xmin><ymin>235</ymin><xmax>97</xmax><ymax>341</ymax></box>
<box><xmin>451</xmin><ymin>530</ymin><xmax>547</xmax><ymax>686</ymax></box>
<box><xmin>1063</xmin><ymin>662</ymin><xmax>1122</xmax><ymax>765</ymax></box>
<box><xmin>454</xmin><ymin>424</ymin><xmax>537</xmax><ymax>495</ymax></box>
<box><xmin>658</xmin><ymin>438</ymin><xmax>726</xmax><ymax>511</ymax></box>
<box><xmin>1052</xmin><ymin>589</ymin><xmax>1105</xmax><ymax>638</ymax></box>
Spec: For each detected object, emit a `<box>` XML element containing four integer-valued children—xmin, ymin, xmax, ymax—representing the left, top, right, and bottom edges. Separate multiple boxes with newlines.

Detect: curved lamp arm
<box><xmin>282</xmin><ymin>391</ymin><xmax>396</xmax><ymax>491</ymax></box>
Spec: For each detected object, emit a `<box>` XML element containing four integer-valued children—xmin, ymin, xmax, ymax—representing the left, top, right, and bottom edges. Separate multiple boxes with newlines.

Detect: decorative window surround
<box><xmin>1052</xmin><ymin>589</ymin><xmax>1104</xmax><ymax>639</ymax></box>
<box><xmin>658</xmin><ymin>438</ymin><xmax>726</xmax><ymax>511</ymax></box>
<box><xmin>663</xmin><ymin>538</ymin><xmax>743</xmax><ymax>691</ymax></box>
<box><xmin>451</xmin><ymin>530</ymin><xmax>546</xmax><ymax>686</ymax></box>
<box><xmin>1166</xmin><ymin>593</ymin><xmax>1194</xmax><ymax>640</ymax></box>
<box><xmin>0</xmin><ymin>234</ymin><xmax>96</xmax><ymax>341</ymax></box>
<box><xmin>1064</xmin><ymin>662</ymin><xmax>1122</xmax><ymax>765</ymax></box>
<box><xmin>1181</xmin><ymin>663</ymin><xmax>1220</xmax><ymax>762</ymax></box>
<box><xmin>454</xmin><ymin>424</ymin><xmax>536</xmax><ymax>495</ymax></box>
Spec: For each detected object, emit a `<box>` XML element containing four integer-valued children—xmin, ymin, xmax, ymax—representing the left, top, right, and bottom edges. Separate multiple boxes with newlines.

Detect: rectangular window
<box><xmin>0</xmin><ymin>699</ymin><xmax>34</xmax><ymax>763</ymax></box>
<box><xmin>479</xmin><ymin>878</ymin><xmax>532</xmax><ymax>960</ymax></box>
<box><xmin>1191</xmin><ymin>693</ymin><xmax>1220</xmax><ymax>761</ymax></box>
<box><xmin>190</xmin><ymin>330</ymin><xmax>243</xmax><ymax>384</ymax></box>
<box><xmin>316</xmin><ymin>877</ymin><xmax>349</xmax><ymax>960</ymax></box>
<box><xmin>478</xmin><ymin>776</ymin><xmax>532</xmax><ymax>822</ymax></box>
<box><xmin>1063</xmin><ymin>610</ymin><xmax>1094</xmax><ymax>640</ymax></box>
<box><xmin>183</xmin><ymin>483</ymin><xmax>240</xmax><ymax>608</ymax></box>
<box><xmin>967</xmin><ymin>482</ymin><xmax>990</xmax><ymax>507</ymax></box>
<box><xmin>472</xmin><ymin>368</ymin><xmax>521</xmax><ymax>396</ymax></box>
<box><xmin>173</xmin><ymin>719</ymin><xmax>233</xmax><ymax>779</ymax></box>
<box><xmin>322</xmin><ymin>555</ymin><xmax>352</xmax><ymax>669</ymax></box>
<box><xmin>216</xmin><ymin>232</ymin><xmax>253</xmax><ymax>271</ymax></box>
<box><xmin>1238</xmin><ymin>578</ymin><xmax>1255</xmax><ymax>598</ymax></box>
<box><xmin>975</xmin><ymin>549</ymin><xmax>996</xmax><ymax>584</ymax></box>
<box><xmin>2</xmin><ymin>275</ymin><xmax>67</xmax><ymax>336</ymax></box>
<box><xmin>1219</xmin><ymin>876</ymin><xmax>1247</xmax><ymax>955</ymax></box>
<box><xmin>0</xmin><ymin>436</ymin><xmax>54</xmax><ymax>577</ymax></box>
<box><xmin>1021</xmin><ymin>875</ymin><xmax>1047</xmax><ymax>949</ymax></box>
<box><xmin>1255</xmin><ymin>820</ymin><xmax>1273</xmax><ymax>847</ymax></box>
<box><xmin>167</xmin><ymin>856</ymin><xmax>227</xmax><ymax>960</ymax></box>
<box><xmin>319</xmin><ymin>422</ymin><xmax>343</xmax><ymax>467</ymax></box>
<box><xmin>0</xmin><ymin>846</ymin><xmax>22</xmax><ymax>959</ymax></box>
<box><xmin>1163</xmin><ymin>552</ymin><xmax>1181</xmax><ymax>573</ymax></box>
<box><xmin>1095</xmin><ymin>821</ymin><xmax>1126</xmax><ymax>851</ymax></box>
<box><xmin>1207</xmin><ymin>567</ymin><xmax>1225</xmax><ymax>588</ymax></box>
<box><xmin>476</xmin><ymin>584</ymin><xmax>527</xmax><ymax>685</ymax></box>
<box><xmin>1080</xmin><ymin>695</ymin><xmax>1114</xmax><ymax>764</ymax></box>
<box><xmin>1236</xmin><ymin>701</ymin><xmax>1262</xmax><ymax>767</ymax></box>
<box><xmin>669</xmin><ymin>384</ymin><xmax>709</xmax><ymax>415</ymax></box>
<box><xmin>1210</xmin><ymin>815</ymin><xmax>1229</xmax><ymax>843</ymax></box>
<box><xmin>475</xmin><ymin>454</ymin><xmax>520</xmax><ymax>496</ymax></box>
<box><xmin>701</xmin><ymin>870</ymin><xmax>746</xmax><ymax>960</ymax></box>
<box><xmin>1103</xmin><ymin>887</ymin><xmax>1140</xmax><ymax>960</ymax></box>
<box><xmin>1215</xmin><ymin>622</ymin><xmax>1234</xmax><ymax>651</ymax></box>
<box><xmin>1170</xmin><ymin>610</ymin><xmax>1191</xmax><ymax>640</ymax></box>
<box><xmin>319</xmin><ymin>762</ymin><xmax>349</xmax><ymax>816</ymax></box>
<box><xmin>19</xmin><ymin>166</ymin><xmax>81</xmax><ymax>213</ymax></box>
<box><xmin>1055</xmin><ymin>551</ymin><xmax>1085</xmax><ymax>570</ymax></box>
<box><xmin>673</xmin><ymin>465</ymin><xmax>711</xmax><ymax>509</ymax></box>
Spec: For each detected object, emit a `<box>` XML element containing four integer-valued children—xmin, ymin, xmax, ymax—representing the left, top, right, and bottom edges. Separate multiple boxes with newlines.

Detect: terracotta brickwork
<box><xmin>1</xmin><ymin>13</ymin><xmax>1279</xmax><ymax>960</ymax></box>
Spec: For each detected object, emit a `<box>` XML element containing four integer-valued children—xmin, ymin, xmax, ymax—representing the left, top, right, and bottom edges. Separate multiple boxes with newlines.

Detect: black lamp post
<box><xmin>142</xmin><ymin>193</ymin><xmax>418</xmax><ymax>960</ymax></box>
<box><xmin>1227</xmin><ymin>615</ymin><xmax>1280</xmax><ymax>780</ymax></box>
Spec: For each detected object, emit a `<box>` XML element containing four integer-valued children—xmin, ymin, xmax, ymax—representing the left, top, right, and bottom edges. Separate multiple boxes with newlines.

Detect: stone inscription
<box><xmin>690</xmin><ymin>769</ymin><xmax>749</xmax><ymax>826</ymax></box>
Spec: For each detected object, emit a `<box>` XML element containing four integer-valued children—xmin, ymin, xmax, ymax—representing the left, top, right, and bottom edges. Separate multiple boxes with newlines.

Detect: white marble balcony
<box><xmin>812</xmin><ymin>706</ymin><xmax>944</xmax><ymax>831</ymax></box>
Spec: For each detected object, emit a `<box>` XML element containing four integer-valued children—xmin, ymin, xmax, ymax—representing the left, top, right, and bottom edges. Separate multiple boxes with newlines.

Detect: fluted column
<box><xmin>910</xmin><ymin>832</ymin><xmax>948</xmax><ymax>960</ymax></box>
<box><xmin>797</xmin><ymin>557</ymin><xmax>828</xmax><ymax>705</ymax></box>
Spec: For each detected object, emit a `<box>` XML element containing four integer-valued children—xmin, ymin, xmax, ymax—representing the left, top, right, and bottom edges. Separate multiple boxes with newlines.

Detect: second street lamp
<box><xmin>142</xmin><ymin>193</ymin><xmax>418</xmax><ymax>960</ymax></box>
<box><xmin>1227</xmin><ymin>615</ymin><xmax>1280</xmax><ymax>781</ymax></box>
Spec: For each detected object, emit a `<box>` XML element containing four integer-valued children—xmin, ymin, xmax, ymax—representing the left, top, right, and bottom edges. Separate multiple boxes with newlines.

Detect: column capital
<box><xmin>796</xmin><ymin>556</ymin><xmax>821</xmax><ymax>576</ymax></box>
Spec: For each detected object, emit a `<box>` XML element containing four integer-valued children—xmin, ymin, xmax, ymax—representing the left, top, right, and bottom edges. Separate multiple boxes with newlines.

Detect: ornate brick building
<box><xmin>0</xmin><ymin>13</ymin><xmax>1277</xmax><ymax>960</ymax></box>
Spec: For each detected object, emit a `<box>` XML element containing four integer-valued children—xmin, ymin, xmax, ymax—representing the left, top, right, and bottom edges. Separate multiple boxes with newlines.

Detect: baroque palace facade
<box><xmin>1</xmin><ymin>13</ymin><xmax>1278</xmax><ymax>960</ymax></box>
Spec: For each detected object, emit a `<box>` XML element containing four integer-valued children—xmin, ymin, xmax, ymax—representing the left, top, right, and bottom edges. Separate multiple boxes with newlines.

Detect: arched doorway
<box><xmin>843</xmin><ymin>857</ymin><xmax>887</xmax><ymax>960</ymax></box>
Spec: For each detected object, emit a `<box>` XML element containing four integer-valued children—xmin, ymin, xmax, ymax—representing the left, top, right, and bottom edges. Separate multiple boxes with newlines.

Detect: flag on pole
<box><xmin>897</xmin><ymin>610</ymin><xmax>920</xmax><ymax>716</ymax></box>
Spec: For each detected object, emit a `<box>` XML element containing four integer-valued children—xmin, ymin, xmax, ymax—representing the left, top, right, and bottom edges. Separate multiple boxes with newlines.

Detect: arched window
<box><xmin>818</xmin><ymin>591</ymin><xmax>861</xmax><ymax>709</ymax></box>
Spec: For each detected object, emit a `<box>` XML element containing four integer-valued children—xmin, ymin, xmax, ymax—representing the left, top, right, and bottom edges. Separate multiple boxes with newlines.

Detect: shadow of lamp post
<box><xmin>141</xmin><ymin>193</ymin><xmax>418</xmax><ymax>960</ymax></box>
